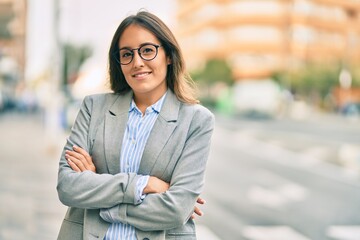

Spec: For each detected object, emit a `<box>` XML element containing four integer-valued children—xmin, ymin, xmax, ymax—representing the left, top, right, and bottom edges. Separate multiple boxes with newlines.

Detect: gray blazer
<box><xmin>57</xmin><ymin>90</ymin><xmax>215</xmax><ymax>240</ymax></box>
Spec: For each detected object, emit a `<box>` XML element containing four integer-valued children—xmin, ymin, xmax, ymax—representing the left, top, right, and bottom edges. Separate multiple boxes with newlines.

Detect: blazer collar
<box><xmin>104</xmin><ymin>92</ymin><xmax>131</xmax><ymax>174</ymax></box>
<box><xmin>108</xmin><ymin>91</ymin><xmax>133</xmax><ymax>116</ymax></box>
<box><xmin>138</xmin><ymin>90</ymin><xmax>181</xmax><ymax>175</ymax></box>
<box><xmin>159</xmin><ymin>89</ymin><xmax>180</xmax><ymax>122</ymax></box>
<box><xmin>108</xmin><ymin>89</ymin><xmax>180</xmax><ymax>122</ymax></box>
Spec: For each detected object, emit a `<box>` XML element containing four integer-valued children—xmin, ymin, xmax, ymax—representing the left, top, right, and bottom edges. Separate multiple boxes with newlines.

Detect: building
<box><xmin>0</xmin><ymin>0</ymin><xmax>26</xmax><ymax>83</ymax></box>
<box><xmin>176</xmin><ymin>0</ymin><xmax>360</xmax><ymax>81</ymax></box>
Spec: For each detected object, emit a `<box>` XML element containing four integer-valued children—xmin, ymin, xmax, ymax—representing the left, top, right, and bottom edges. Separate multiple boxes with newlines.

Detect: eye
<box><xmin>120</xmin><ymin>50</ymin><xmax>133</xmax><ymax>59</ymax></box>
<box><xmin>141</xmin><ymin>45</ymin><xmax>156</xmax><ymax>55</ymax></box>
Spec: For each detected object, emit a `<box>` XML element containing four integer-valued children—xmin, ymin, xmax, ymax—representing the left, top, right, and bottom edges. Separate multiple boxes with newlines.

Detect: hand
<box><xmin>191</xmin><ymin>197</ymin><xmax>205</xmax><ymax>219</ymax></box>
<box><xmin>65</xmin><ymin>145</ymin><xmax>96</xmax><ymax>173</ymax></box>
<box><xmin>143</xmin><ymin>176</ymin><xmax>170</xmax><ymax>194</ymax></box>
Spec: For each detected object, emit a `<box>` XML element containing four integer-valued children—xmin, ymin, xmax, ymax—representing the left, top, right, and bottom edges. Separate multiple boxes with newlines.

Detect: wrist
<box><xmin>143</xmin><ymin>176</ymin><xmax>154</xmax><ymax>194</ymax></box>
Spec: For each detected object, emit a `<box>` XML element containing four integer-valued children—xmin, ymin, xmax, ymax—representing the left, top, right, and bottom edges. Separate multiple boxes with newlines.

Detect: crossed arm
<box><xmin>57</xmin><ymin>95</ymin><xmax>213</xmax><ymax>231</ymax></box>
<box><xmin>65</xmin><ymin>145</ymin><xmax>205</xmax><ymax>219</ymax></box>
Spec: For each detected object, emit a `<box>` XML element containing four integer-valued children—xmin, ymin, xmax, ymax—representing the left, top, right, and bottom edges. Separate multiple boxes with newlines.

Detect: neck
<box><xmin>133</xmin><ymin>90</ymin><xmax>166</xmax><ymax>114</ymax></box>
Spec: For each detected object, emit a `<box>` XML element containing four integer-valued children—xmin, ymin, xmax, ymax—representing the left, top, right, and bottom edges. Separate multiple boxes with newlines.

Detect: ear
<box><xmin>166</xmin><ymin>56</ymin><xmax>172</xmax><ymax>65</ymax></box>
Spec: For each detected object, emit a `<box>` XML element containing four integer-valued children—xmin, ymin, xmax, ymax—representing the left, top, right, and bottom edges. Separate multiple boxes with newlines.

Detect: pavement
<box><xmin>0</xmin><ymin>112</ymin><xmax>67</xmax><ymax>240</ymax></box>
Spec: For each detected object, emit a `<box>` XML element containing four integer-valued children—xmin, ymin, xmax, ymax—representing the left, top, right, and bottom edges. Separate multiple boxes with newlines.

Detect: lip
<box><xmin>132</xmin><ymin>71</ymin><xmax>151</xmax><ymax>79</ymax></box>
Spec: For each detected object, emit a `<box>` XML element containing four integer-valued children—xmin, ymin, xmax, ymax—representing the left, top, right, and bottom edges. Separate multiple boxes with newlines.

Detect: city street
<box><xmin>1</xmin><ymin>0</ymin><xmax>360</xmax><ymax>240</ymax></box>
<box><xmin>0</xmin><ymin>112</ymin><xmax>359</xmax><ymax>240</ymax></box>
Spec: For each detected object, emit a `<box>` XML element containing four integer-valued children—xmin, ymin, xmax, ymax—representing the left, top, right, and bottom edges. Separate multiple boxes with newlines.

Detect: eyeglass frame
<box><xmin>113</xmin><ymin>43</ymin><xmax>163</xmax><ymax>65</ymax></box>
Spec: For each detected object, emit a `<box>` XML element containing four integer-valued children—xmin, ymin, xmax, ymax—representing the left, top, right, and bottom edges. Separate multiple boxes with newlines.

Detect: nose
<box><xmin>132</xmin><ymin>50</ymin><xmax>144</xmax><ymax>67</ymax></box>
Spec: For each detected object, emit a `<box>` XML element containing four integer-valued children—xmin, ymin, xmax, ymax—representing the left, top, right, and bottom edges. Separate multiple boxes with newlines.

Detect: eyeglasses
<box><xmin>113</xmin><ymin>43</ymin><xmax>162</xmax><ymax>65</ymax></box>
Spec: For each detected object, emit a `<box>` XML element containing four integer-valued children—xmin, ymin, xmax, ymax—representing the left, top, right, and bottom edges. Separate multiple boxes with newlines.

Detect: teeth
<box><xmin>134</xmin><ymin>72</ymin><xmax>149</xmax><ymax>77</ymax></box>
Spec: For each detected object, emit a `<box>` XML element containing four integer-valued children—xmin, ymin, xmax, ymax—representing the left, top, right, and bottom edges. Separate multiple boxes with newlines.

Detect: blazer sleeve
<box><xmin>110</xmin><ymin>106</ymin><xmax>215</xmax><ymax>231</ymax></box>
<box><xmin>56</xmin><ymin>95</ymin><xmax>143</xmax><ymax>209</ymax></box>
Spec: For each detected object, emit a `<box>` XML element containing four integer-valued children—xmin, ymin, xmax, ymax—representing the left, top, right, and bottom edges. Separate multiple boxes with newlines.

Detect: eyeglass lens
<box><xmin>118</xmin><ymin>44</ymin><xmax>159</xmax><ymax>65</ymax></box>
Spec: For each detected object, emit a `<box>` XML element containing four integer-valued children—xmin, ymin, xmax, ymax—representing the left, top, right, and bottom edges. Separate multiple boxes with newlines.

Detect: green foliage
<box><xmin>273</xmin><ymin>63</ymin><xmax>342</xmax><ymax>97</ymax></box>
<box><xmin>0</xmin><ymin>11</ymin><xmax>15</xmax><ymax>39</ymax></box>
<box><xmin>62</xmin><ymin>43</ymin><xmax>93</xmax><ymax>86</ymax></box>
<box><xmin>191</xmin><ymin>59</ymin><xmax>234</xmax><ymax>86</ymax></box>
<box><xmin>190</xmin><ymin>59</ymin><xmax>234</xmax><ymax>109</ymax></box>
<box><xmin>272</xmin><ymin>62</ymin><xmax>360</xmax><ymax>108</ymax></box>
<box><xmin>296</xmin><ymin>65</ymin><xmax>340</xmax><ymax>97</ymax></box>
<box><xmin>349</xmin><ymin>65</ymin><xmax>360</xmax><ymax>87</ymax></box>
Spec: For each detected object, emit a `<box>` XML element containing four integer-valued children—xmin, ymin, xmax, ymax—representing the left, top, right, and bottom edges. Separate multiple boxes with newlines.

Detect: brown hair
<box><xmin>108</xmin><ymin>11</ymin><xmax>198</xmax><ymax>104</ymax></box>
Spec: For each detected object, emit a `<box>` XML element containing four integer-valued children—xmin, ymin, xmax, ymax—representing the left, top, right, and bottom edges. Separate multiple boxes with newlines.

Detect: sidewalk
<box><xmin>0</xmin><ymin>113</ymin><xmax>67</xmax><ymax>240</ymax></box>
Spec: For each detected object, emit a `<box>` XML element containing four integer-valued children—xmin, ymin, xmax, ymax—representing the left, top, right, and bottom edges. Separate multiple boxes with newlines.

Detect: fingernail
<box><xmin>73</xmin><ymin>145</ymin><xmax>77</xmax><ymax>149</ymax></box>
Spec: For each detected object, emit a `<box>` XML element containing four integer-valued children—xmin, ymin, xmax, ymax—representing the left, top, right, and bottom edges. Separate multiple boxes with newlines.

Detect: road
<box><xmin>0</xmin><ymin>112</ymin><xmax>359</xmax><ymax>240</ymax></box>
<box><xmin>197</xmin><ymin>115</ymin><xmax>360</xmax><ymax>240</ymax></box>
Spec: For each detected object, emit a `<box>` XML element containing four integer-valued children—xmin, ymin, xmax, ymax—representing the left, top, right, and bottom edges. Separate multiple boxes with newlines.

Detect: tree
<box><xmin>191</xmin><ymin>58</ymin><xmax>234</xmax><ymax>109</ymax></box>
<box><xmin>191</xmin><ymin>58</ymin><xmax>233</xmax><ymax>86</ymax></box>
<box><xmin>62</xmin><ymin>43</ymin><xmax>93</xmax><ymax>87</ymax></box>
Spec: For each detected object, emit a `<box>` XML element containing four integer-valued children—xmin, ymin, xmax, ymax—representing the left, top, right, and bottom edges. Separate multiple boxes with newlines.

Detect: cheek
<box><xmin>154</xmin><ymin>60</ymin><xmax>169</xmax><ymax>76</ymax></box>
<box><xmin>154</xmin><ymin>54</ymin><xmax>169</xmax><ymax>74</ymax></box>
<box><xmin>120</xmin><ymin>66</ymin><xmax>129</xmax><ymax>75</ymax></box>
<box><xmin>120</xmin><ymin>66</ymin><xmax>132</xmax><ymax>81</ymax></box>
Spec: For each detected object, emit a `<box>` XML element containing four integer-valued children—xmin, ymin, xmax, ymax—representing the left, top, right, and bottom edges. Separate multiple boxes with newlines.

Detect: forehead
<box><xmin>119</xmin><ymin>24</ymin><xmax>159</xmax><ymax>47</ymax></box>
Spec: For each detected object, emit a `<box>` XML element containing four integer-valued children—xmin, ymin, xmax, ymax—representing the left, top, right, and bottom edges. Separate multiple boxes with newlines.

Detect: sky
<box><xmin>25</xmin><ymin>0</ymin><xmax>176</xmax><ymax>82</ymax></box>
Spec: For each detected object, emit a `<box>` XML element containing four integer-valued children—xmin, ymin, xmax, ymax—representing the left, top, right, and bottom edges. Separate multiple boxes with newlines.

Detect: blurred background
<box><xmin>0</xmin><ymin>0</ymin><xmax>360</xmax><ymax>239</ymax></box>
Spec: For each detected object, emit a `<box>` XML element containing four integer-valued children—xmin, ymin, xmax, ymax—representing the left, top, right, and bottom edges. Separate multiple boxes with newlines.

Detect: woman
<box><xmin>57</xmin><ymin>11</ymin><xmax>214</xmax><ymax>240</ymax></box>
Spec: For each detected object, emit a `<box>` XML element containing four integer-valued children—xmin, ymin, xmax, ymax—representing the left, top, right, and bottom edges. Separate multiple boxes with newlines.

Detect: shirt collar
<box><xmin>129</xmin><ymin>91</ymin><xmax>167</xmax><ymax>114</ymax></box>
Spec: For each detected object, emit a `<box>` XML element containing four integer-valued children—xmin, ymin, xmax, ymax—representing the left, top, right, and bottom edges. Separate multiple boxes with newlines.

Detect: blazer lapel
<box><xmin>104</xmin><ymin>91</ymin><xmax>132</xmax><ymax>174</ymax></box>
<box><xmin>138</xmin><ymin>90</ymin><xmax>180</xmax><ymax>175</ymax></box>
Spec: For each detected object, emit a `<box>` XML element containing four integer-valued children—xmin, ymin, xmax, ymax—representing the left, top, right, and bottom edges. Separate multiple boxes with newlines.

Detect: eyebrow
<box><xmin>119</xmin><ymin>42</ymin><xmax>160</xmax><ymax>50</ymax></box>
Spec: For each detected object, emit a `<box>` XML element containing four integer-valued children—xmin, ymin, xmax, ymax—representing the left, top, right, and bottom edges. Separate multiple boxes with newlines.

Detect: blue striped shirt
<box><xmin>104</xmin><ymin>93</ymin><xmax>166</xmax><ymax>240</ymax></box>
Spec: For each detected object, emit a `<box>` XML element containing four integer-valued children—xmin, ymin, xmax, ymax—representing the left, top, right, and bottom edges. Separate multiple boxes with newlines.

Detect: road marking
<box><xmin>246</xmin><ymin>170</ymin><xmax>308</xmax><ymax>208</ymax></box>
<box><xmin>242</xmin><ymin>226</ymin><xmax>311</xmax><ymax>240</ymax></box>
<box><xmin>247</xmin><ymin>186</ymin><xmax>288</xmax><ymax>208</ymax></box>
<box><xmin>197</xmin><ymin>224</ymin><xmax>222</xmax><ymax>240</ymax></box>
<box><xmin>215</xmin><ymin>125</ymin><xmax>360</xmax><ymax>187</ymax></box>
<box><xmin>326</xmin><ymin>225</ymin><xmax>360</xmax><ymax>240</ymax></box>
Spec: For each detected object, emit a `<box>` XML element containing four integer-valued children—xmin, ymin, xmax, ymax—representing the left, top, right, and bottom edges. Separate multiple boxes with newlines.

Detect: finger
<box><xmin>73</xmin><ymin>146</ymin><xmax>95</xmax><ymax>169</ymax></box>
<box><xmin>66</xmin><ymin>151</ymin><xmax>88</xmax><ymax>168</ymax></box>
<box><xmin>67</xmin><ymin>150</ymin><xmax>96</xmax><ymax>172</ymax></box>
<box><xmin>66</xmin><ymin>150</ymin><xmax>89</xmax><ymax>167</ymax></box>
<box><xmin>194</xmin><ymin>206</ymin><xmax>203</xmax><ymax>216</ymax></box>
<box><xmin>197</xmin><ymin>197</ymin><xmax>206</xmax><ymax>205</ymax></box>
<box><xmin>66</xmin><ymin>154</ymin><xmax>86</xmax><ymax>171</ymax></box>
<box><xmin>191</xmin><ymin>214</ymin><xmax>196</xmax><ymax>219</ymax></box>
<box><xmin>66</xmin><ymin>150</ymin><xmax>85</xmax><ymax>160</ymax></box>
<box><xmin>73</xmin><ymin>146</ymin><xmax>93</xmax><ymax>165</ymax></box>
<box><xmin>67</xmin><ymin>158</ymin><xmax>81</xmax><ymax>172</ymax></box>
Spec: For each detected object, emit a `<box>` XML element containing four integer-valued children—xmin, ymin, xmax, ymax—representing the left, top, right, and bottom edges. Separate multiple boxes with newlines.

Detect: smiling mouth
<box><xmin>132</xmin><ymin>72</ymin><xmax>151</xmax><ymax>78</ymax></box>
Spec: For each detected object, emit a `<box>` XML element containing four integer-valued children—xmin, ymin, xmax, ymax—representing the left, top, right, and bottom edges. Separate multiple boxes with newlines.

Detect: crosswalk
<box><xmin>240</xmin><ymin>225</ymin><xmax>360</xmax><ymax>240</ymax></box>
<box><xmin>197</xmin><ymin>225</ymin><xmax>221</xmax><ymax>240</ymax></box>
<box><xmin>326</xmin><ymin>225</ymin><xmax>360</xmax><ymax>240</ymax></box>
<box><xmin>242</xmin><ymin>226</ymin><xmax>311</xmax><ymax>240</ymax></box>
<box><xmin>246</xmin><ymin>170</ymin><xmax>308</xmax><ymax>209</ymax></box>
<box><xmin>198</xmin><ymin>224</ymin><xmax>360</xmax><ymax>240</ymax></box>
<box><xmin>204</xmin><ymin>125</ymin><xmax>359</xmax><ymax>240</ymax></box>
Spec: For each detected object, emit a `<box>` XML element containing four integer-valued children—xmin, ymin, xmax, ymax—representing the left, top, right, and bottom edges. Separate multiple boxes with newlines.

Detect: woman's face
<box><xmin>118</xmin><ymin>24</ymin><xmax>170</xmax><ymax>101</ymax></box>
